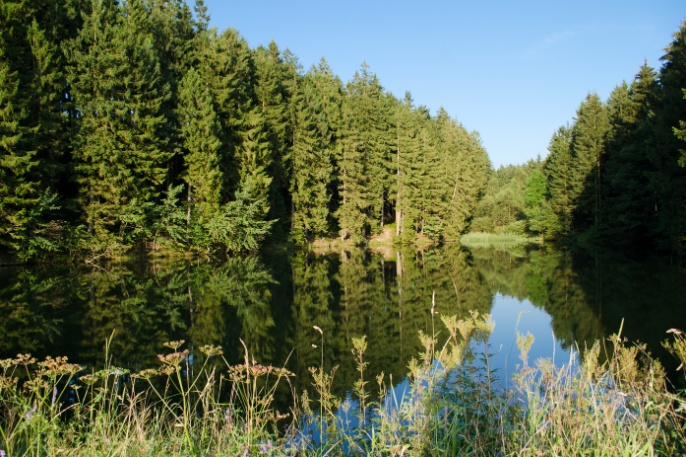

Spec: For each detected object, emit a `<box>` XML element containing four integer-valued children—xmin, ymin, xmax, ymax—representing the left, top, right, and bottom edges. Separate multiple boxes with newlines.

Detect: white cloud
<box><xmin>518</xmin><ymin>29</ymin><xmax>580</xmax><ymax>60</ymax></box>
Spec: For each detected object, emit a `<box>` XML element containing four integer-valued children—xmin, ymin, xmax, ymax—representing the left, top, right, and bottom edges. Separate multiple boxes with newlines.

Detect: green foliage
<box><xmin>205</xmin><ymin>182</ymin><xmax>276</xmax><ymax>254</ymax></box>
<box><xmin>178</xmin><ymin>66</ymin><xmax>223</xmax><ymax>221</ymax></box>
<box><xmin>290</xmin><ymin>59</ymin><xmax>342</xmax><ymax>243</ymax></box>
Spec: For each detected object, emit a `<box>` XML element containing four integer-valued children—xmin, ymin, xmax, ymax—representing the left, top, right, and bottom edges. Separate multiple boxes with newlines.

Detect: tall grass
<box><xmin>0</xmin><ymin>314</ymin><xmax>684</xmax><ymax>456</ymax></box>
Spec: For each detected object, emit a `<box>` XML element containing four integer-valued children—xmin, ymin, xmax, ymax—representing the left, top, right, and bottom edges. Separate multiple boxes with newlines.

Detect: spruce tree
<box><xmin>177</xmin><ymin>67</ymin><xmax>223</xmax><ymax>223</ymax></box>
<box><xmin>393</xmin><ymin>92</ymin><xmax>422</xmax><ymax>241</ymax></box>
<box><xmin>570</xmin><ymin>93</ymin><xmax>610</xmax><ymax>231</ymax></box>
<box><xmin>651</xmin><ymin>20</ymin><xmax>686</xmax><ymax>249</ymax></box>
<box><xmin>602</xmin><ymin>66</ymin><xmax>658</xmax><ymax>244</ymax></box>
<box><xmin>543</xmin><ymin>124</ymin><xmax>574</xmax><ymax>236</ymax></box>
<box><xmin>337</xmin><ymin>63</ymin><xmax>393</xmax><ymax>241</ymax></box>
<box><xmin>253</xmin><ymin>41</ymin><xmax>298</xmax><ymax>238</ymax></box>
<box><xmin>68</xmin><ymin>0</ymin><xmax>171</xmax><ymax>252</ymax></box>
<box><xmin>290</xmin><ymin>59</ymin><xmax>342</xmax><ymax>242</ymax></box>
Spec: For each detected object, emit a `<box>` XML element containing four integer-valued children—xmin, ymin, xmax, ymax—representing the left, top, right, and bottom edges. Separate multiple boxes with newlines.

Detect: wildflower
<box><xmin>79</xmin><ymin>374</ymin><xmax>99</xmax><ymax>386</ymax></box>
<box><xmin>131</xmin><ymin>368</ymin><xmax>158</xmax><ymax>380</ymax></box>
<box><xmin>0</xmin><ymin>449</ymin><xmax>5</xmax><ymax>457</ymax></box>
<box><xmin>157</xmin><ymin>350</ymin><xmax>189</xmax><ymax>368</ymax></box>
<box><xmin>0</xmin><ymin>376</ymin><xmax>17</xmax><ymax>389</ymax></box>
<box><xmin>25</xmin><ymin>404</ymin><xmax>37</xmax><ymax>420</ymax></box>
<box><xmin>260</xmin><ymin>439</ymin><xmax>272</xmax><ymax>454</ymax></box>
<box><xmin>200</xmin><ymin>344</ymin><xmax>223</xmax><ymax>357</ymax></box>
<box><xmin>163</xmin><ymin>340</ymin><xmax>185</xmax><ymax>351</ymax></box>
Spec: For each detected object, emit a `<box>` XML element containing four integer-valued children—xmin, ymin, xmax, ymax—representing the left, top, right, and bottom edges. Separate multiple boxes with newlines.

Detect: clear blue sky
<box><xmin>203</xmin><ymin>1</ymin><xmax>686</xmax><ymax>168</ymax></box>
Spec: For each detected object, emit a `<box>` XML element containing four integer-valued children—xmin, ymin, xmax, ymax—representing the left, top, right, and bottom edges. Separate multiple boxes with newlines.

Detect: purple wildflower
<box><xmin>25</xmin><ymin>404</ymin><xmax>37</xmax><ymax>420</ymax></box>
<box><xmin>260</xmin><ymin>439</ymin><xmax>272</xmax><ymax>454</ymax></box>
<box><xmin>0</xmin><ymin>449</ymin><xmax>5</xmax><ymax>457</ymax></box>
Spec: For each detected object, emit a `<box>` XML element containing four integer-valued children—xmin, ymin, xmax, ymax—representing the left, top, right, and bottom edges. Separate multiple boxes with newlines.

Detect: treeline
<box><xmin>474</xmin><ymin>20</ymin><xmax>686</xmax><ymax>255</ymax></box>
<box><xmin>0</xmin><ymin>0</ymin><xmax>490</xmax><ymax>261</ymax></box>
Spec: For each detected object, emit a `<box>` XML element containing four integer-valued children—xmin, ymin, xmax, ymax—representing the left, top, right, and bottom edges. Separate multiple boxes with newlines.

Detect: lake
<box><xmin>1</xmin><ymin>243</ymin><xmax>685</xmax><ymax>397</ymax></box>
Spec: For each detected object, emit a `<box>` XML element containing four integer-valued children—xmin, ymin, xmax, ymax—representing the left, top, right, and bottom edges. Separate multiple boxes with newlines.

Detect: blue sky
<box><xmin>203</xmin><ymin>1</ymin><xmax>686</xmax><ymax>168</ymax></box>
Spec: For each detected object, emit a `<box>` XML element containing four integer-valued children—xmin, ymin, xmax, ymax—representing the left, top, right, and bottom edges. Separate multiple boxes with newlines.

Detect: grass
<box><xmin>460</xmin><ymin>232</ymin><xmax>542</xmax><ymax>249</ymax></box>
<box><xmin>0</xmin><ymin>314</ymin><xmax>685</xmax><ymax>456</ymax></box>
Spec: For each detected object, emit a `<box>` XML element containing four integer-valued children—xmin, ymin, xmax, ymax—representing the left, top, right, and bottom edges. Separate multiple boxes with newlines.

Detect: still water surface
<box><xmin>1</xmin><ymin>244</ymin><xmax>685</xmax><ymax>395</ymax></box>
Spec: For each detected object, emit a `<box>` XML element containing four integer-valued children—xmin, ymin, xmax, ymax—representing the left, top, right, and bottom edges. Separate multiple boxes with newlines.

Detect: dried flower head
<box><xmin>157</xmin><ymin>365</ymin><xmax>176</xmax><ymax>376</ymax></box>
<box><xmin>79</xmin><ymin>374</ymin><xmax>99</xmax><ymax>386</ymax></box>
<box><xmin>200</xmin><ymin>345</ymin><xmax>223</xmax><ymax>357</ymax></box>
<box><xmin>38</xmin><ymin>356</ymin><xmax>82</xmax><ymax>376</ymax></box>
<box><xmin>0</xmin><ymin>376</ymin><xmax>17</xmax><ymax>389</ymax></box>
<box><xmin>0</xmin><ymin>358</ymin><xmax>16</xmax><ymax>370</ymax></box>
<box><xmin>163</xmin><ymin>340</ymin><xmax>185</xmax><ymax>351</ymax></box>
<box><xmin>132</xmin><ymin>368</ymin><xmax>159</xmax><ymax>380</ymax></box>
<box><xmin>228</xmin><ymin>362</ymin><xmax>294</xmax><ymax>382</ymax></box>
<box><xmin>157</xmin><ymin>350</ymin><xmax>189</xmax><ymax>368</ymax></box>
<box><xmin>15</xmin><ymin>354</ymin><xmax>37</xmax><ymax>366</ymax></box>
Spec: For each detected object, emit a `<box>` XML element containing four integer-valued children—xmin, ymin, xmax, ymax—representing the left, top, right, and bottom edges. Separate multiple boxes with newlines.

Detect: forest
<box><xmin>0</xmin><ymin>0</ymin><xmax>491</xmax><ymax>262</ymax></box>
<box><xmin>2</xmin><ymin>0</ymin><xmax>686</xmax><ymax>263</ymax></box>
<box><xmin>474</xmin><ymin>22</ymin><xmax>686</xmax><ymax>256</ymax></box>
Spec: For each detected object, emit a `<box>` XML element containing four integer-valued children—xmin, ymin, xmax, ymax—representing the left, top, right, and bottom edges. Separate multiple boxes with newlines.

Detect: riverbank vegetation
<box><xmin>0</xmin><ymin>0</ymin><xmax>490</xmax><ymax>264</ymax></box>
<box><xmin>472</xmin><ymin>22</ymin><xmax>686</xmax><ymax>258</ymax></box>
<box><xmin>0</xmin><ymin>314</ymin><xmax>684</xmax><ymax>456</ymax></box>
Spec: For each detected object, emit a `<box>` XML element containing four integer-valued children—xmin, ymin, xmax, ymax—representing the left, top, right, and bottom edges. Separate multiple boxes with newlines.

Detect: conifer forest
<box><xmin>1</xmin><ymin>0</ymin><xmax>686</xmax><ymax>262</ymax></box>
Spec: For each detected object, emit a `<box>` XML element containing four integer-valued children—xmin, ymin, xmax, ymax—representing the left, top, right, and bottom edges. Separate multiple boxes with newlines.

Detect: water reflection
<box><xmin>1</xmin><ymin>244</ymin><xmax>685</xmax><ymax>395</ymax></box>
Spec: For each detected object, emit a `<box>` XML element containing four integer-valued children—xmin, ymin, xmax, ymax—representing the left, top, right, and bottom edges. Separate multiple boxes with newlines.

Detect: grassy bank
<box><xmin>0</xmin><ymin>315</ymin><xmax>684</xmax><ymax>456</ymax></box>
<box><xmin>460</xmin><ymin>232</ymin><xmax>543</xmax><ymax>249</ymax></box>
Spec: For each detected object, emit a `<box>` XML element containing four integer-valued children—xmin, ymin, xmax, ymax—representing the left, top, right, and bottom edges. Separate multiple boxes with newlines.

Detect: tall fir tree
<box><xmin>177</xmin><ymin>67</ymin><xmax>223</xmax><ymax>223</ymax></box>
<box><xmin>393</xmin><ymin>92</ymin><xmax>421</xmax><ymax>241</ymax></box>
<box><xmin>290</xmin><ymin>59</ymin><xmax>342</xmax><ymax>242</ymax></box>
<box><xmin>650</xmin><ymin>20</ymin><xmax>686</xmax><ymax>250</ymax></box>
<box><xmin>570</xmin><ymin>93</ymin><xmax>610</xmax><ymax>231</ymax></box>
<box><xmin>602</xmin><ymin>65</ymin><xmax>658</xmax><ymax>245</ymax></box>
<box><xmin>543</xmin><ymin>124</ymin><xmax>575</xmax><ymax>236</ymax></box>
<box><xmin>253</xmin><ymin>41</ymin><xmax>298</xmax><ymax>238</ymax></box>
<box><xmin>337</xmin><ymin>63</ymin><xmax>393</xmax><ymax>241</ymax></box>
<box><xmin>68</xmin><ymin>0</ymin><xmax>171</xmax><ymax>252</ymax></box>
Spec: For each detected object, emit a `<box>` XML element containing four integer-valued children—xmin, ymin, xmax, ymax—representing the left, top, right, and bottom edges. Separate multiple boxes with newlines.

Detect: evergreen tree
<box><xmin>337</xmin><ymin>63</ymin><xmax>393</xmax><ymax>242</ymax></box>
<box><xmin>543</xmin><ymin>124</ymin><xmax>575</xmax><ymax>236</ymax></box>
<box><xmin>68</xmin><ymin>0</ymin><xmax>171</xmax><ymax>253</ymax></box>
<box><xmin>253</xmin><ymin>41</ymin><xmax>297</xmax><ymax>237</ymax></box>
<box><xmin>177</xmin><ymin>67</ymin><xmax>223</xmax><ymax>223</ymax></box>
<box><xmin>200</xmin><ymin>28</ymin><xmax>257</xmax><ymax>199</ymax></box>
<box><xmin>650</xmin><ymin>20</ymin><xmax>686</xmax><ymax>250</ymax></box>
<box><xmin>602</xmin><ymin>65</ymin><xmax>658</xmax><ymax>245</ymax></box>
<box><xmin>570</xmin><ymin>93</ymin><xmax>610</xmax><ymax>231</ymax></box>
<box><xmin>0</xmin><ymin>0</ymin><xmax>77</xmax><ymax>257</ymax></box>
<box><xmin>290</xmin><ymin>59</ymin><xmax>342</xmax><ymax>242</ymax></box>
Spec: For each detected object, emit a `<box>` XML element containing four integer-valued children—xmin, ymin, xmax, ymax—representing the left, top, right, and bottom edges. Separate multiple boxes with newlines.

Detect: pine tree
<box><xmin>602</xmin><ymin>65</ymin><xmax>658</xmax><ymax>244</ymax></box>
<box><xmin>177</xmin><ymin>67</ymin><xmax>223</xmax><ymax>223</ymax></box>
<box><xmin>650</xmin><ymin>20</ymin><xmax>686</xmax><ymax>249</ymax></box>
<box><xmin>570</xmin><ymin>93</ymin><xmax>610</xmax><ymax>231</ymax></box>
<box><xmin>0</xmin><ymin>1</ymin><xmax>68</xmax><ymax>257</ymax></box>
<box><xmin>393</xmin><ymin>93</ymin><xmax>419</xmax><ymax>240</ymax></box>
<box><xmin>68</xmin><ymin>0</ymin><xmax>171</xmax><ymax>252</ymax></box>
<box><xmin>543</xmin><ymin>124</ymin><xmax>574</xmax><ymax>236</ymax></box>
<box><xmin>337</xmin><ymin>63</ymin><xmax>393</xmax><ymax>241</ymax></box>
<box><xmin>253</xmin><ymin>41</ymin><xmax>298</xmax><ymax>238</ymax></box>
<box><xmin>200</xmin><ymin>28</ymin><xmax>257</xmax><ymax>200</ymax></box>
<box><xmin>436</xmin><ymin>111</ymin><xmax>490</xmax><ymax>240</ymax></box>
<box><xmin>290</xmin><ymin>59</ymin><xmax>342</xmax><ymax>242</ymax></box>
